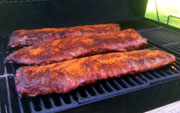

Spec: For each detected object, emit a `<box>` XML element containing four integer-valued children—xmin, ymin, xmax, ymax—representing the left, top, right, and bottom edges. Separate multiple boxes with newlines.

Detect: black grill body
<box><xmin>0</xmin><ymin>0</ymin><xmax>180</xmax><ymax>113</ymax></box>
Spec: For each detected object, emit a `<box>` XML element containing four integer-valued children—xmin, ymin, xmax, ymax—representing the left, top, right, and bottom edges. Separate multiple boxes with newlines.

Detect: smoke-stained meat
<box><xmin>8</xmin><ymin>24</ymin><xmax>120</xmax><ymax>48</ymax></box>
<box><xmin>15</xmin><ymin>49</ymin><xmax>176</xmax><ymax>97</ymax></box>
<box><xmin>5</xmin><ymin>29</ymin><xmax>147</xmax><ymax>65</ymax></box>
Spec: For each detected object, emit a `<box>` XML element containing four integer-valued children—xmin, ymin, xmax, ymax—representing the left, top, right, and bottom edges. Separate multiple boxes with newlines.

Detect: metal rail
<box><xmin>167</xmin><ymin>15</ymin><xmax>180</xmax><ymax>25</ymax></box>
<box><xmin>154</xmin><ymin>0</ymin><xmax>180</xmax><ymax>25</ymax></box>
<box><xmin>155</xmin><ymin>0</ymin><xmax>160</xmax><ymax>22</ymax></box>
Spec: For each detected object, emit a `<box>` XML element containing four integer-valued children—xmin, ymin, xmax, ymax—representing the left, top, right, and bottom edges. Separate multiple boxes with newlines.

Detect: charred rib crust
<box><xmin>6</xmin><ymin>29</ymin><xmax>147</xmax><ymax>65</ymax></box>
<box><xmin>8</xmin><ymin>24</ymin><xmax>120</xmax><ymax>47</ymax></box>
<box><xmin>15</xmin><ymin>49</ymin><xmax>176</xmax><ymax>97</ymax></box>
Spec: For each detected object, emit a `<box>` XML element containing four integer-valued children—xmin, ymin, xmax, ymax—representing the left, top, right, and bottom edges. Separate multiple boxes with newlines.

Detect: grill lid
<box><xmin>0</xmin><ymin>18</ymin><xmax>180</xmax><ymax>113</ymax></box>
<box><xmin>0</xmin><ymin>0</ymin><xmax>148</xmax><ymax>34</ymax></box>
<box><xmin>0</xmin><ymin>0</ymin><xmax>180</xmax><ymax>113</ymax></box>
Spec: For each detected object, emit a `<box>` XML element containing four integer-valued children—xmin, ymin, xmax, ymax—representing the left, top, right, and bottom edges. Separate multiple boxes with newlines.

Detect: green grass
<box><xmin>145</xmin><ymin>0</ymin><xmax>180</xmax><ymax>28</ymax></box>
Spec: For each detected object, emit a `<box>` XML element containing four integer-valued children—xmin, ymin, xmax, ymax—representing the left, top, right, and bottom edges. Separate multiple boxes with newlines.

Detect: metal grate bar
<box><xmin>166</xmin><ymin>43</ymin><xmax>180</xmax><ymax>56</ymax></box>
<box><xmin>7</xmin><ymin>75</ymin><xmax>21</xmax><ymax>113</ymax></box>
<box><xmin>111</xmin><ymin>79</ymin><xmax>122</xmax><ymax>89</ymax></box>
<box><xmin>0</xmin><ymin>77</ymin><xmax>10</xmax><ymax>113</ymax></box>
<box><xmin>0</xmin><ymin>53</ymin><xmax>5</xmax><ymax>75</ymax></box>
<box><xmin>119</xmin><ymin>18</ymin><xmax>160</xmax><ymax>30</ymax></box>
<box><xmin>140</xmin><ymin>28</ymin><xmax>180</xmax><ymax>46</ymax></box>
<box><xmin>134</xmin><ymin>75</ymin><xmax>147</xmax><ymax>84</ymax></box>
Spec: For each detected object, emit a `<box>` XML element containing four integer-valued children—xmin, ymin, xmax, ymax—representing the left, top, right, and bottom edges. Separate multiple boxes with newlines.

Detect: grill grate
<box><xmin>140</xmin><ymin>28</ymin><xmax>180</xmax><ymax>45</ymax></box>
<box><xmin>0</xmin><ymin>18</ymin><xmax>180</xmax><ymax>113</ymax></box>
<box><xmin>165</xmin><ymin>42</ymin><xmax>180</xmax><ymax>56</ymax></box>
<box><xmin>0</xmin><ymin>53</ymin><xmax>5</xmax><ymax>75</ymax></box>
<box><xmin>139</xmin><ymin>27</ymin><xmax>180</xmax><ymax>57</ymax></box>
<box><xmin>112</xmin><ymin>18</ymin><xmax>160</xmax><ymax>30</ymax></box>
<box><xmin>0</xmin><ymin>77</ymin><xmax>10</xmax><ymax>113</ymax></box>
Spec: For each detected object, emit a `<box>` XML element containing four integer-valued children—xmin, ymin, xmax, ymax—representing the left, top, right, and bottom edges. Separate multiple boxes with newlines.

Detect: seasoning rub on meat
<box><xmin>8</xmin><ymin>24</ymin><xmax>120</xmax><ymax>48</ymax></box>
<box><xmin>5</xmin><ymin>29</ymin><xmax>147</xmax><ymax>65</ymax></box>
<box><xmin>16</xmin><ymin>49</ymin><xmax>176</xmax><ymax>97</ymax></box>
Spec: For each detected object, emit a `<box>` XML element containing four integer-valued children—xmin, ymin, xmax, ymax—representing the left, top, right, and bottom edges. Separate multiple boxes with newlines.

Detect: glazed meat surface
<box><xmin>16</xmin><ymin>49</ymin><xmax>176</xmax><ymax>97</ymax></box>
<box><xmin>5</xmin><ymin>29</ymin><xmax>147</xmax><ymax>65</ymax></box>
<box><xmin>8</xmin><ymin>24</ymin><xmax>120</xmax><ymax>48</ymax></box>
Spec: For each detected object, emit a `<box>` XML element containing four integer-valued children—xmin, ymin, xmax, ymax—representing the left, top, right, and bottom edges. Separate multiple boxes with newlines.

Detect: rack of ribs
<box><xmin>15</xmin><ymin>49</ymin><xmax>176</xmax><ymax>97</ymax></box>
<box><xmin>8</xmin><ymin>24</ymin><xmax>120</xmax><ymax>48</ymax></box>
<box><xmin>5</xmin><ymin>29</ymin><xmax>147</xmax><ymax>65</ymax></box>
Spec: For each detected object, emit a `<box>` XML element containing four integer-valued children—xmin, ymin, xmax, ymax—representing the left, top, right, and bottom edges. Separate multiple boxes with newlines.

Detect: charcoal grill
<box><xmin>0</xmin><ymin>0</ymin><xmax>180</xmax><ymax>113</ymax></box>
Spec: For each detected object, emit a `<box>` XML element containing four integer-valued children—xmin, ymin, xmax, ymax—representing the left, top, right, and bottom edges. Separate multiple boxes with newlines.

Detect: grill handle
<box><xmin>167</xmin><ymin>15</ymin><xmax>180</xmax><ymax>25</ymax></box>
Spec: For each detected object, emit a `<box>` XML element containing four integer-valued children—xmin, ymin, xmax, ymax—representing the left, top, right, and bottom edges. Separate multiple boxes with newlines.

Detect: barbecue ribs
<box><xmin>16</xmin><ymin>49</ymin><xmax>176</xmax><ymax>97</ymax></box>
<box><xmin>8</xmin><ymin>24</ymin><xmax>120</xmax><ymax>48</ymax></box>
<box><xmin>5</xmin><ymin>29</ymin><xmax>147</xmax><ymax>65</ymax></box>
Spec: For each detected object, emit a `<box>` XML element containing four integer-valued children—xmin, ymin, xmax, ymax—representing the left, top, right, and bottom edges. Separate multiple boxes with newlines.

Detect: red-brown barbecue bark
<box><xmin>8</xmin><ymin>24</ymin><xmax>120</xmax><ymax>48</ymax></box>
<box><xmin>5</xmin><ymin>29</ymin><xmax>147</xmax><ymax>65</ymax></box>
<box><xmin>15</xmin><ymin>49</ymin><xmax>176</xmax><ymax>97</ymax></box>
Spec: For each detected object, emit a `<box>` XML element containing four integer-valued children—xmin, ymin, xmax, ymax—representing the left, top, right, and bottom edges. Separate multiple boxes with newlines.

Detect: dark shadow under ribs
<box><xmin>15</xmin><ymin>49</ymin><xmax>176</xmax><ymax>97</ymax></box>
<box><xmin>5</xmin><ymin>29</ymin><xmax>147</xmax><ymax>65</ymax></box>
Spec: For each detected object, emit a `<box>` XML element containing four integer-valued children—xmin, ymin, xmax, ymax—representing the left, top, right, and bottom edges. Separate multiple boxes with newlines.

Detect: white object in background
<box><xmin>145</xmin><ymin>100</ymin><xmax>180</xmax><ymax>113</ymax></box>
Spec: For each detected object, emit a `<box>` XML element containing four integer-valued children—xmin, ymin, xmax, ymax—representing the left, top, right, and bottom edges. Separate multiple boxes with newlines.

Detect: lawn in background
<box><xmin>145</xmin><ymin>0</ymin><xmax>180</xmax><ymax>28</ymax></box>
